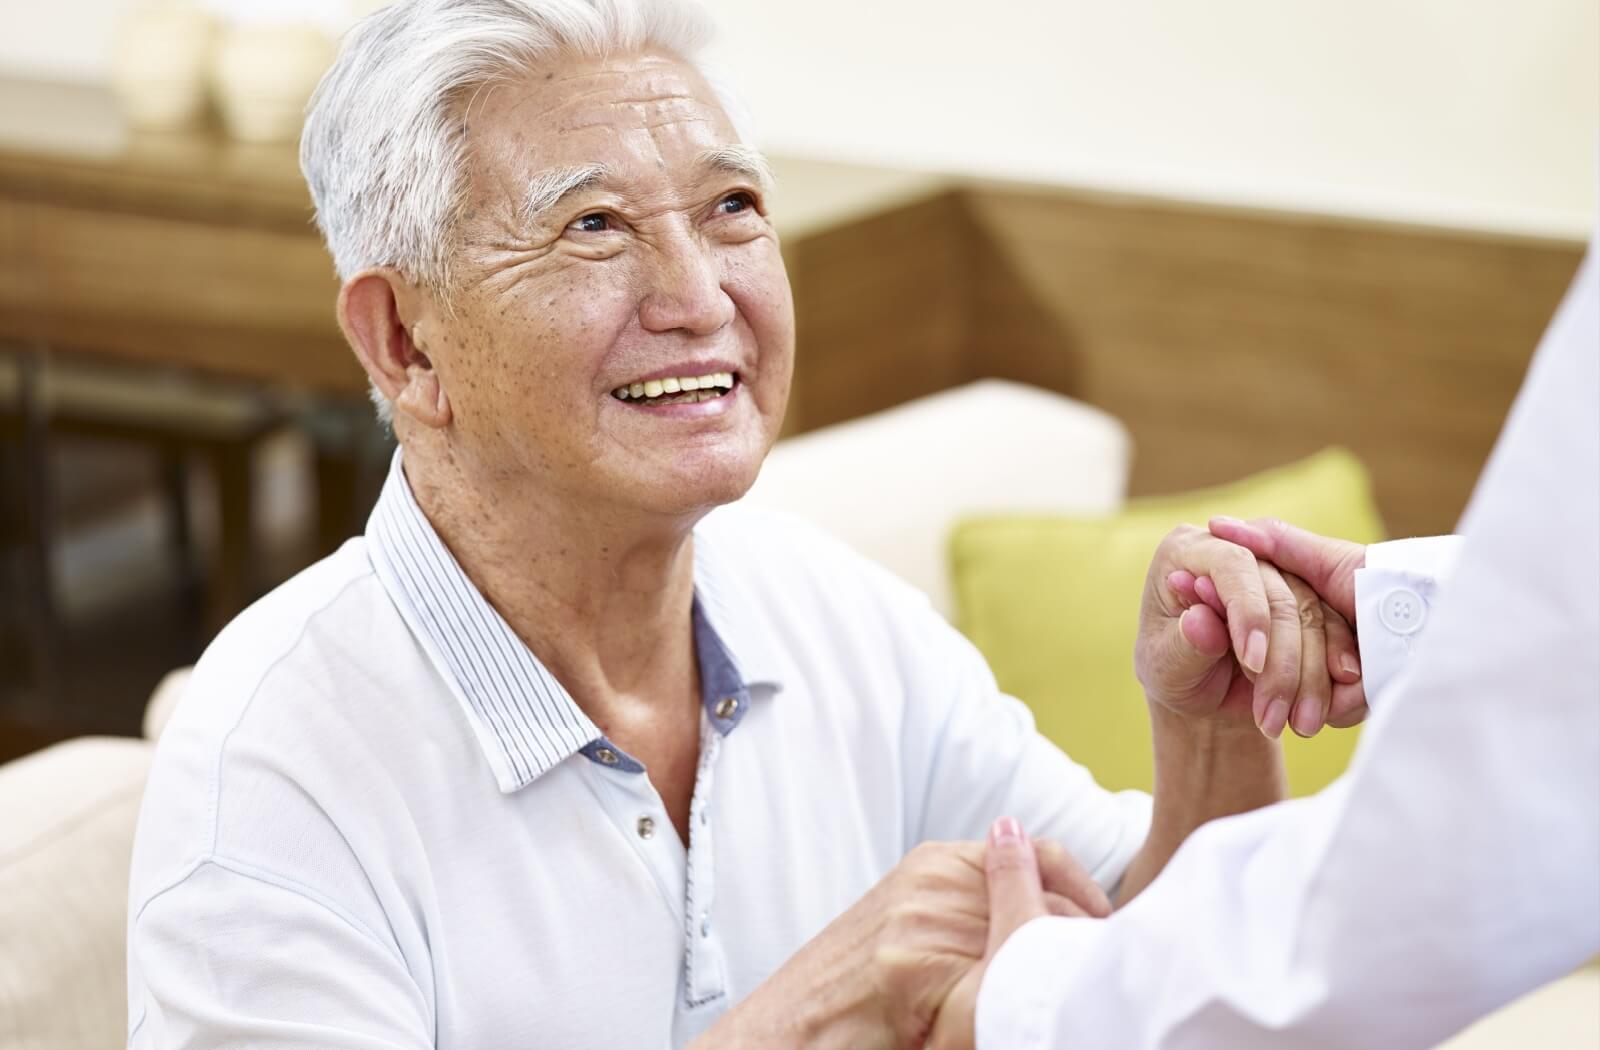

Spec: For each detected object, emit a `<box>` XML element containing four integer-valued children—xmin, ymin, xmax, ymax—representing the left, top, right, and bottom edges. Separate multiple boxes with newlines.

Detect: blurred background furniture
<box><xmin>2</xmin><ymin>383</ymin><xmax>1594</xmax><ymax>1049</ymax></box>
<box><xmin>0</xmin><ymin>350</ymin><xmax>289</xmax><ymax>713</ymax></box>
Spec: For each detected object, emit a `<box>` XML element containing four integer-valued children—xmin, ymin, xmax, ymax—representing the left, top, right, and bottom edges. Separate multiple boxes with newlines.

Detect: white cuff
<box><xmin>976</xmin><ymin>916</ymin><xmax>1095</xmax><ymax>1050</ymax></box>
<box><xmin>1354</xmin><ymin>536</ymin><xmax>1464</xmax><ymax>706</ymax></box>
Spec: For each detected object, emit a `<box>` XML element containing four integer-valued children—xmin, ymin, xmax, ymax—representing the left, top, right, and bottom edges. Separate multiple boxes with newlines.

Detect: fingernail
<box><xmin>991</xmin><ymin>816</ymin><xmax>1023</xmax><ymax>845</ymax></box>
<box><xmin>1243</xmin><ymin>630</ymin><xmax>1268</xmax><ymax>674</ymax></box>
<box><xmin>1212</xmin><ymin>515</ymin><xmax>1242</xmax><ymax>526</ymax></box>
<box><xmin>1340</xmin><ymin>654</ymin><xmax>1362</xmax><ymax>680</ymax></box>
<box><xmin>1261</xmin><ymin>698</ymin><xmax>1290</xmax><ymax>739</ymax></box>
<box><xmin>1291</xmin><ymin>700</ymin><xmax>1322</xmax><ymax>738</ymax></box>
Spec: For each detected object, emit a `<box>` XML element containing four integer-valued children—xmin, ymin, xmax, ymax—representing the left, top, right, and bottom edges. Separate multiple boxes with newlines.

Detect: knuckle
<box><xmin>1268</xmin><ymin>593</ymin><xmax>1300</xmax><ymax>620</ymax></box>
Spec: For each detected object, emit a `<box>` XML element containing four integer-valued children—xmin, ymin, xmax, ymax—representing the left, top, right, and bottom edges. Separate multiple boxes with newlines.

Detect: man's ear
<box><xmin>337</xmin><ymin>270</ymin><xmax>452</xmax><ymax>429</ymax></box>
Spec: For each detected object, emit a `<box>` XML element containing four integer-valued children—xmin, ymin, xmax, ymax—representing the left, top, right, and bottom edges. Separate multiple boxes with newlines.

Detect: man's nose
<box><xmin>638</xmin><ymin>233</ymin><xmax>736</xmax><ymax>337</ymax></box>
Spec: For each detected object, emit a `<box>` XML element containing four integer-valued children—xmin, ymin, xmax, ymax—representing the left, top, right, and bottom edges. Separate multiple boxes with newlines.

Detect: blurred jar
<box><xmin>109</xmin><ymin>0</ymin><xmax>218</xmax><ymax>130</ymax></box>
<box><xmin>210</xmin><ymin>22</ymin><xmax>335</xmax><ymax>143</ymax></box>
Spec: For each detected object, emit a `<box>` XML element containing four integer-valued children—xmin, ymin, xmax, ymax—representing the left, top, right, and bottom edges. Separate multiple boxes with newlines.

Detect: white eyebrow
<box><xmin>520</xmin><ymin>163</ymin><xmax>609</xmax><ymax>225</ymax></box>
<box><xmin>517</xmin><ymin>147</ymin><xmax>774</xmax><ymax>226</ymax></box>
<box><xmin>697</xmin><ymin>144</ymin><xmax>776</xmax><ymax>194</ymax></box>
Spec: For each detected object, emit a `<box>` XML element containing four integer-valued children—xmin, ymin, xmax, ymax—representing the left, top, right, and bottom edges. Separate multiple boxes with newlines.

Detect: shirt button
<box><xmin>700</xmin><ymin>912</ymin><xmax>712</xmax><ymax>938</ymax></box>
<box><xmin>595</xmin><ymin>747</ymin><xmax>620</xmax><ymax>766</ymax></box>
<box><xmin>699</xmin><ymin>809</ymin><xmax>709</xmax><ymax>826</ymax></box>
<box><xmin>714</xmin><ymin>696</ymin><xmax>740</xmax><ymax>719</ymax></box>
<box><xmin>1379</xmin><ymin>587</ymin><xmax>1427</xmax><ymax>636</ymax></box>
<box><xmin>636</xmin><ymin>816</ymin><xmax>656</xmax><ymax>839</ymax></box>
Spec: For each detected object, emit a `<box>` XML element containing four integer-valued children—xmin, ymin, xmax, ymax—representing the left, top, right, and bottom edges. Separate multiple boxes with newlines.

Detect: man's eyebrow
<box><xmin>520</xmin><ymin>163</ymin><xmax>609</xmax><ymax>225</ymax></box>
<box><xmin>696</xmin><ymin>144</ymin><xmax>776</xmax><ymax>194</ymax></box>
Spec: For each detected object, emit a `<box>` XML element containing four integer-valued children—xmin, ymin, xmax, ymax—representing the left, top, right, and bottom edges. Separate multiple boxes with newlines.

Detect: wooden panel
<box><xmin>964</xmin><ymin>188</ymin><xmax>1585</xmax><ymax>537</ymax></box>
<box><xmin>0</xmin><ymin>197</ymin><xmax>362</xmax><ymax>393</ymax></box>
<box><xmin>783</xmin><ymin>189</ymin><xmax>974</xmax><ymax>434</ymax></box>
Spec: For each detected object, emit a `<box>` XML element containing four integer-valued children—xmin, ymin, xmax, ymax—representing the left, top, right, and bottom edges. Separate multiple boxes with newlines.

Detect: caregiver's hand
<box><xmin>927</xmin><ymin>818</ymin><xmax>1055</xmax><ymax>1050</ymax></box>
<box><xmin>1136</xmin><ymin>523</ymin><xmax>1366</xmax><ymax>739</ymax></box>
<box><xmin>693</xmin><ymin>835</ymin><xmax>1108</xmax><ymax>1050</ymax></box>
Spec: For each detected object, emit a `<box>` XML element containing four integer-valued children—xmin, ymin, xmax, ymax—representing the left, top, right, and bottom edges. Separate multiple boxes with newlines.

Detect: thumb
<box><xmin>1209</xmin><ymin>516</ymin><xmax>1366</xmax><ymax>622</ymax></box>
<box><xmin>1140</xmin><ymin>603</ymin><xmax>1235</xmax><ymax>706</ymax></box>
<box><xmin>985</xmin><ymin>818</ymin><xmax>1049</xmax><ymax>957</ymax></box>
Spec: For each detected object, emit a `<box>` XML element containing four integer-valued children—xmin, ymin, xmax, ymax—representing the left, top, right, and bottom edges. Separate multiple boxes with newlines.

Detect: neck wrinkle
<box><xmin>400</xmin><ymin>441</ymin><xmax>704</xmax><ymax>722</ymax></box>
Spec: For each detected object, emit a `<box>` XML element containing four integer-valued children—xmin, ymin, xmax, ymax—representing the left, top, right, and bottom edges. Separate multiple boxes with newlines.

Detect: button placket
<box><xmin>682</xmin><ymin>727</ymin><xmax>727</xmax><ymax>1008</ymax></box>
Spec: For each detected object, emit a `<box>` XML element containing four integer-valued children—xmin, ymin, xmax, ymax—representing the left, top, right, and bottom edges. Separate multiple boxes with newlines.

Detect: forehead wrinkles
<box><xmin>466</xmin><ymin>63</ymin><xmax>736</xmax><ymax>221</ymax></box>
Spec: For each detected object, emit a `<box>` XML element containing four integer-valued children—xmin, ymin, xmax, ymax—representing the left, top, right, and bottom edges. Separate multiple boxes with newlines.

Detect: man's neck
<box><xmin>400</xmin><ymin>443</ymin><xmax>702</xmax><ymax>728</ymax></box>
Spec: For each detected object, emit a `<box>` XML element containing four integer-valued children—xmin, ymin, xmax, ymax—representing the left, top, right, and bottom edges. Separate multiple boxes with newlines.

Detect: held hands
<box><xmin>699</xmin><ymin>834</ymin><xmax>1110</xmax><ymax>1049</ymax></box>
<box><xmin>1135</xmin><ymin>517</ymin><xmax>1370</xmax><ymax>739</ymax></box>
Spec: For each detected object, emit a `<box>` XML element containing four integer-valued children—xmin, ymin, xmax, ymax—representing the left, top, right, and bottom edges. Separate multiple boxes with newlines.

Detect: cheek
<box><xmin>724</xmin><ymin>246</ymin><xmax>796</xmax><ymax>370</ymax></box>
<box><xmin>496</xmin><ymin>268</ymin><xmax>640</xmax><ymax>390</ymax></box>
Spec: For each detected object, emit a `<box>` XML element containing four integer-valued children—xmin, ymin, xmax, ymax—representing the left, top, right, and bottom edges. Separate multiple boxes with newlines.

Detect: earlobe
<box><xmin>337</xmin><ymin>270</ymin><xmax>451</xmax><ymax>429</ymax></box>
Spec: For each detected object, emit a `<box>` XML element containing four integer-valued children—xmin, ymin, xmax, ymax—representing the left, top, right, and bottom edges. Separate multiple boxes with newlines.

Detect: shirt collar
<box><xmin>365</xmin><ymin>450</ymin><xmax>785</xmax><ymax>794</ymax></box>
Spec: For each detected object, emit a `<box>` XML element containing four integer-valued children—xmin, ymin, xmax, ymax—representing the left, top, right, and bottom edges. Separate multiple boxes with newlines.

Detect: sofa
<box><xmin>1</xmin><ymin>379</ymin><xmax>1593</xmax><ymax>1048</ymax></box>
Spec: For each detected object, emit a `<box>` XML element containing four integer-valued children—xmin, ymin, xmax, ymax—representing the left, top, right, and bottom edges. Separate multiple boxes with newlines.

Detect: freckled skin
<box><xmin>337</xmin><ymin>52</ymin><xmax>794</xmax><ymax>842</ymax></box>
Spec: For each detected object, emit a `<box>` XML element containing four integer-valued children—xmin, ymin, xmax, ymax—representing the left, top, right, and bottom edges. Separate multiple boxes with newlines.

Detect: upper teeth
<box><xmin>614</xmin><ymin>372</ymin><xmax>736</xmax><ymax>400</ymax></box>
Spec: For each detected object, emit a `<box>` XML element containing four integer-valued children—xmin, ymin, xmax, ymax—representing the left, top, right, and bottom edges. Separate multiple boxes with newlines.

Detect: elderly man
<box><xmin>126</xmin><ymin>1</ymin><xmax>1423</xmax><ymax>1046</ymax></box>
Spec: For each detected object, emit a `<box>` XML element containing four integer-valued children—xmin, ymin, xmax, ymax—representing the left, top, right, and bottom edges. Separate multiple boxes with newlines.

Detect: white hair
<box><xmin>299</xmin><ymin>0</ymin><xmax>752</xmax><ymax>426</ymax></box>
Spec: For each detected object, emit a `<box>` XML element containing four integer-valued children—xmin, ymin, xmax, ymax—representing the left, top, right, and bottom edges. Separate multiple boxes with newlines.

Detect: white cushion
<box><xmin>142</xmin><ymin>666</ymin><xmax>193</xmax><ymax>743</ymax></box>
<box><xmin>740</xmin><ymin>379</ymin><xmax>1131</xmax><ymax>617</ymax></box>
<box><xmin>0</xmin><ymin>737</ymin><xmax>153</xmax><ymax>1049</ymax></box>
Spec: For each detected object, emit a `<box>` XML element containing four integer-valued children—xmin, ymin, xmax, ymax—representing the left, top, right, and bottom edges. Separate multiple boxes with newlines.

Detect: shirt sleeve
<box><xmin>128</xmin><ymin>858</ymin><xmax>433</xmax><ymax>1049</ymax></box>
<box><xmin>905</xmin><ymin>608</ymin><xmax>1152</xmax><ymax>891</ymax></box>
<box><xmin>973</xmin><ymin>234</ymin><xmax>1600</xmax><ymax>1050</ymax></box>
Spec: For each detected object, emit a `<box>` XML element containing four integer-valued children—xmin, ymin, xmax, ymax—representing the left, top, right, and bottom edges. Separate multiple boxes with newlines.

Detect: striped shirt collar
<box><xmin>365</xmin><ymin>450</ymin><xmax>785</xmax><ymax>793</ymax></box>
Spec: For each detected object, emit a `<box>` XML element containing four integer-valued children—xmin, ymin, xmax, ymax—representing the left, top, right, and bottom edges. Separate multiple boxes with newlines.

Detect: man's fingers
<box><xmin>1192</xmin><ymin>574</ymin><xmax>1227</xmax><ymax>619</ymax></box>
<box><xmin>1321</xmin><ymin>601</ymin><xmax>1362</xmax><ymax>684</ymax></box>
<box><xmin>1172</xmin><ymin>531</ymin><xmax>1272</xmax><ymax>674</ymax></box>
<box><xmin>1044</xmin><ymin>892</ymin><xmax>1090</xmax><ymax>918</ymax></box>
<box><xmin>1208</xmin><ymin>516</ymin><xmax>1367</xmax><ymax>623</ymax></box>
<box><xmin>1283</xmin><ymin>574</ymin><xmax>1331</xmax><ymax>738</ymax></box>
<box><xmin>1253</xmin><ymin>563</ymin><xmax>1302</xmax><ymax>739</ymax></box>
<box><xmin>1327</xmin><ymin>682</ymin><xmax>1370</xmax><ymax>728</ymax></box>
<box><xmin>1034</xmin><ymin>839</ymin><xmax>1112</xmax><ymax>918</ymax></box>
<box><xmin>1178</xmin><ymin>605</ymin><xmax>1232</xmax><ymax>661</ymax></box>
<box><xmin>1166</xmin><ymin>570</ymin><xmax>1201</xmax><ymax>608</ymax></box>
<box><xmin>984</xmin><ymin>818</ymin><xmax>1049</xmax><ymax>957</ymax></box>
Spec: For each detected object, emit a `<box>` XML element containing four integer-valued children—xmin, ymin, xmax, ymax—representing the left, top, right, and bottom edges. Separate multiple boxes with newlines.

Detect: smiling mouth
<box><xmin>612</xmin><ymin>371</ymin><xmax>737</xmax><ymax>408</ymax></box>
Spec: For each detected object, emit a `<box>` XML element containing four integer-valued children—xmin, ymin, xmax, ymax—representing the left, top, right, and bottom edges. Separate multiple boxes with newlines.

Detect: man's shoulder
<box><xmin>131</xmin><ymin>538</ymin><xmax>428</xmax><ymax>900</ymax></box>
<box><xmin>182</xmin><ymin>539</ymin><xmax>387</xmax><ymax>726</ymax></box>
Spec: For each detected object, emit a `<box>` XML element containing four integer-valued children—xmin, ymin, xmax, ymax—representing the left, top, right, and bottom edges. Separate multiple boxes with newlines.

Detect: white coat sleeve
<box><xmin>975</xmin><ymin>235</ymin><xmax>1600</xmax><ymax>1050</ymax></box>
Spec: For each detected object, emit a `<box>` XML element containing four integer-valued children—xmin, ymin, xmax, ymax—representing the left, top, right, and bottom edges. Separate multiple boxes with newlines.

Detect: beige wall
<box><xmin>699</xmin><ymin>0</ymin><xmax>1598</xmax><ymax>237</ymax></box>
<box><xmin>5</xmin><ymin>0</ymin><xmax>1596</xmax><ymax>235</ymax></box>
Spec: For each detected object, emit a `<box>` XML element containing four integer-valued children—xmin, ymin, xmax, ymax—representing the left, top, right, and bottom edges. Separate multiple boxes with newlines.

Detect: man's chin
<box><xmin>604</xmin><ymin>454</ymin><xmax>765</xmax><ymax>522</ymax></box>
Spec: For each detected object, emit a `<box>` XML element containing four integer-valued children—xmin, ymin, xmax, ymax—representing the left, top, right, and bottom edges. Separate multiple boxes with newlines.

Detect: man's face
<box><xmin>423</xmin><ymin>53</ymin><xmax>794</xmax><ymax>519</ymax></box>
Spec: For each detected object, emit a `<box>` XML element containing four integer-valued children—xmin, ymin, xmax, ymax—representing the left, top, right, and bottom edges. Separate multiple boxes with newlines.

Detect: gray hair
<box><xmin>299</xmin><ymin>0</ymin><xmax>752</xmax><ymax>425</ymax></box>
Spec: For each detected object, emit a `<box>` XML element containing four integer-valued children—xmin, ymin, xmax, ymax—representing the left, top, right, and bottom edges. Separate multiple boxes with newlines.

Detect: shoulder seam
<box><xmin>204</xmin><ymin>569</ymin><xmax>379</xmax><ymax>855</ymax></box>
<box><xmin>129</xmin><ymin>852</ymin><xmax>411</xmax><ymax>971</ymax></box>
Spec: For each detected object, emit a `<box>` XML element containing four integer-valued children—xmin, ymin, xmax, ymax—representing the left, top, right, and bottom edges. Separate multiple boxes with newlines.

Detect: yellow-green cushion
<box><xmin>950</xmin><ymin>447</ymin><xmax>1385</xmax><ymax>797</ymax></box>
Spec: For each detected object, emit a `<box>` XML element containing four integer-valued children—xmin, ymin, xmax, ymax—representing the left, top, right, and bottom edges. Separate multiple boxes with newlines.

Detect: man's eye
<box><xmin>716</xmin><ymin>192</ymin><xmax>756</xmax><ymax>216</ymax></box>
<box><xmin>571</xmin><ymin>213</ymin><xmax>612</xmax><ymax>234</ymax></box>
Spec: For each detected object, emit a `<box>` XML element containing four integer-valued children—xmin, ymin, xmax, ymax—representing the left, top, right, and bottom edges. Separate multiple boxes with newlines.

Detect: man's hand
<box><xmin>1136</xmin><ymin>523</ymin><xmax>1366</xmax><ymax>739</ymax></box>
<box><xmin>927</xmin><ymin>818</ymin><xmax>1054</xmax><ymax>1050</ymax></box>
<box><xmin>695</xmin><ymin>834</ymin><xmax>1108</xmax><ymax>1049</ymax></box>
